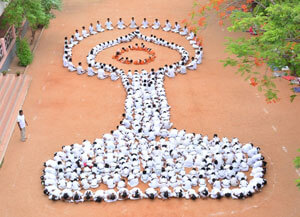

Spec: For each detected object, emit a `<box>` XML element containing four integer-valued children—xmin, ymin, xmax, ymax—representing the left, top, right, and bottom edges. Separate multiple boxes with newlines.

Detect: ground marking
<box><xmin>38</xmin><ymin>99</ymin><xmax>42</xmax><ymax>104</ymax></box>
<box><xmin>263</xmin><ymin>108</ymin><xmax>269</xmax><ymax>114</ymax></box>
<box><xmin>47</xmin><ymin>71</ymin><xmax>51</xmax><ymax>76</ymax></box>
<box><xmin>271</xmin><ymin>125</ymin><xmax>277</xmax><ymax>132</ymax></box>
<box><xmin>282</xmin><ymin>146</ymin><xmax>288</xmax><ymax>153</ymax></box>
<box><xmin>42</xmin><ymin>85</ymin><xmax>46</xmax><ymax>91</ymax></box>
<box><xmin>32</xmin><ymin>116</ymin><xmax>37</xmax><ymax>121</ymax></box>
<box><xmin>210</xmin><ymin>212</ymin><xmax>225</xmax><ymax>216</ymax></box>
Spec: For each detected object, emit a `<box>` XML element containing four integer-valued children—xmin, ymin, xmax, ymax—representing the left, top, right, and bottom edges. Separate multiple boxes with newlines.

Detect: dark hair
<box><xmin>149</xmin><ymin>193</ymin><xmax>154</xmax><ymax>200</ymax></box>
<box><xmin>63</xmin><ymin>193</ymin><xmax>69</xmax><ymax>199</ymax></box>
<box><xmin>121</xmin><ymin>191</ymin><xmax>128</xmax><ymax>198</ymax></box>
<box><xmin>95</xmin><ymin>197</ymin><xmax>102</xmax><ymax>202</ymax></box>
<box><xmin>74</xmin><ymin>194</ymin><xmax>79</xmax><ymax>200</ymax></box>
<box><xmin>134</xmin><ymin>191</ymin><xmax>140</xmax><ymax>198</ymax></box>
<box><xmin>110</xmin><ymin>194</ymin><xmax>116</xmax><ymax>200</ymax></box>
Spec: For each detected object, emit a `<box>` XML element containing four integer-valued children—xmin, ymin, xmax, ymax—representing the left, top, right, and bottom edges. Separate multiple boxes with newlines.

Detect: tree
<box><xmin>186</xmin><ymin>0</ymin><xmax>300</xmax><ymax>102</ymax></box>
<box><xmin>1</xmin><ymin>0</ymin><xmax>62</xmax><ymax>43</ymax></box>
<box><xmin>294</xmin><ymin>149</ymin><xmax>300</xmax><ymax>190</ymax></box>
<box><xmin>16</xmin><ymin>38</ymin><xmax>33</xmax><ymax>66</ymax></box>
<box><xmin>41</xmin><ymin>0</ymin><xmax>62</xmax><ymax>18</ymax></box>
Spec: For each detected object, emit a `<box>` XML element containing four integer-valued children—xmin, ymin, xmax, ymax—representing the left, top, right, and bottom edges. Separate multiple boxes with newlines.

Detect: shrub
<box><xmin>16</xmin><ymin>38</ymin><xmax>33</xmax><ymax>66</ymax></box>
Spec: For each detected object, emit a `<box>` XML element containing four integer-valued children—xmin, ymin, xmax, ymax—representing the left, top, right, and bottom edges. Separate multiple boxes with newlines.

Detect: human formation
<box><xmin>43</xmin><ymin>18</ymin><xmax>267</xmax><ymax>203</ymax></box>
<box><xmin>112</xmin><ymin>43</ymin><xmax>156</xmax><ymax>65</ymax></box>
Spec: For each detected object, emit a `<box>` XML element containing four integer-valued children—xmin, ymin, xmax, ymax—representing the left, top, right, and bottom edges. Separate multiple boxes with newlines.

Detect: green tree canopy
<box><xmin>187</xmin><ymin>0</ymin><xmax>300</xmax><ymax>102</ymax></box>
<box><xmin>1</xmin><ymin>0</ymin><xmax>62</xmax><ymax>41</ymax></box>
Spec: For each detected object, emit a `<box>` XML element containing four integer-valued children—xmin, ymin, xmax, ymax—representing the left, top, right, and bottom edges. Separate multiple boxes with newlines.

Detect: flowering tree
<box><xmin>185</xmin><ymin>0</ymin><xmax>300</xmax><ymax>102</ymax></box>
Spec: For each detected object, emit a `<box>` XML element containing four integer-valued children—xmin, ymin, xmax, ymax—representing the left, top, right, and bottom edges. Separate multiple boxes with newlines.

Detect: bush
<box><xmin>16</xmin><ymin>38</ymin><xmax>33</xmax><ymax>66</ymax></box>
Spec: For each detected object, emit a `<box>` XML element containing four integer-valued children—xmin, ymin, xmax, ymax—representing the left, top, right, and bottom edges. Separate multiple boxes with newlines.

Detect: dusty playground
<box><xmin>0</xmin><ymin>0</ymin><xmax>300</xmax><ymax>216</ymax></box>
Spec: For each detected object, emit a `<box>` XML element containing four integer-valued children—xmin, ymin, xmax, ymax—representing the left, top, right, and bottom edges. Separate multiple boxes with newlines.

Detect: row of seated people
<box><xmin>112</xmin><ymin>43</ymin><xmax>156</xmax><ymax>65</ymax></box>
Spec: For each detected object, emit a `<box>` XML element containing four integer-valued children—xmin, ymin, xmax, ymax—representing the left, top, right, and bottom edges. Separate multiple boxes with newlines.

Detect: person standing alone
<box><xmin>17</xmin><ymin>110</ymin><xmax>28</xmax><ymax>142</ymax></box>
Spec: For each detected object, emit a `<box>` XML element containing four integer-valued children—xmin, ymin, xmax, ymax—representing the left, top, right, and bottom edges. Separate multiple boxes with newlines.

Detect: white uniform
<box><xmin>141</xmin><ymin>20</ymin><xmax>148</xmax><ymax>29</ymax></box>
<box><xmin>106</xmin><ymin>20</ymin><xmax>113</xmax><ymax>30</ymax></box>
<box><xmin>152</xmin><ymin>20</ymin><xmax>160</xmax><ymax>29</ymax></box>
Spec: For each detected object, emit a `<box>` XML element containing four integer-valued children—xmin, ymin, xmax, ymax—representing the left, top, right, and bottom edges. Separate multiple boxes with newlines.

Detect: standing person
<box><xmin>17</xmin><ymin>110</ymin><xmax>28</xmax><ymax>142</ymax></box>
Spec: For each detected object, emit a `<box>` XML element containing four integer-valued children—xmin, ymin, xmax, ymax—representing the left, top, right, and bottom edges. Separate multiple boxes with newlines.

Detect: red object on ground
<box><xmin>282</xmin><ymin>75</ymin><xmax>296</xmax><ymax>81</ymax></box>
<box><xmin>249</xmin><ymin>26</ymin><xmax>254</xmax><ymax>35</ymax></box>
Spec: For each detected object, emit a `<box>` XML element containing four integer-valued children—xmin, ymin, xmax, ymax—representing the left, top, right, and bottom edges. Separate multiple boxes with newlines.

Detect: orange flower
<box><xmin>219</xmin><ymin>12</ymin><xmax>226</xmax><ymax>18</ymax></box>
<box><xmin>254</xmin><ymin>57</ymin><xmax>263</xmax><ymax>66</ymax></box>
<box><xmin>196</xmin><ymin>36</ymin><xmax>202</xmax><ymax>41</ymax></box>
<box><xmin>198</xmin><ymin>17</ymin><xmax>206</xmax><ymax>26</ymax></box>
<box><xmin>189</xmin><ymin>26</ymin><xmax>196</xmax><ymax>32</ymax></box>
<box><xmin>198</xmin><ymin>5</ymin><xmax>206</xmax><ymax>13</ymax></box>
<box><xmin>218</xmin><ymin>20</ymin><xmax>224</xmax><ymax>26</ymax></box>
<box><xmin>227</xmin><ymin>6</ymin><xmax>235</xmax><ymax>11</ymax></box>
<box><xmin>217</xmin><ymin>0</ymin><xmax>224</xmax><ymax>6</ymax></box>
<box><xmin>241</xmin><ymin>4</ymin><xmax>247</xmax><ymax>9</ymax></box>
<box><xmin>213</xmin><ymin>5</ymin><xmax>220</xmax><ymax>11</ymax></box>
<box><xmin>181</xmin><ymin>19</ymin><xmax>187</xmax><ymax>24</ymax></box>
<box><xmin>250</xmin><ymin>77</ymin><xmax>258</xmax><ymax>86</ymax></box>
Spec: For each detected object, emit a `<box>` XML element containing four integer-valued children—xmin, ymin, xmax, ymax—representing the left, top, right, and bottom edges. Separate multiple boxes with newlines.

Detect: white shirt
<box><xmin>17</xmin><ymin>114</ymin><xmax>26</xmax><ymax>129</ymax></box>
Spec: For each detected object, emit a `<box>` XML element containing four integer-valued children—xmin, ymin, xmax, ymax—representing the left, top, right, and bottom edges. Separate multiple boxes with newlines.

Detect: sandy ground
<box><xmin>0</xmin><ymin>0</ymin><xmax>299</xmax><ymax>217</ymax></box>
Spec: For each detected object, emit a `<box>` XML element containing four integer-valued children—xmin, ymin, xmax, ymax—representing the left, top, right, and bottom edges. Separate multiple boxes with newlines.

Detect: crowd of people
<box><xmin>112</xmin><ymin>43</ymin><xmax>156</xmax><ymax>65</ymax></box>
<box><xmin>63</xmin><ymin>18</ymin><xmax>202</xmax><ymax>79</ymax></box>
<box><xmin>45</xmin><ymin>18</ymin><xmax>267</xmax><ymax>203</ymax></box>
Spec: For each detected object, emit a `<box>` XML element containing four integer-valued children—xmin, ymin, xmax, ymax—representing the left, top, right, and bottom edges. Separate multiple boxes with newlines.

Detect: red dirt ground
<box><xmin>0</xmin><ymin>0</ymin><xmax>299</xmax><ymax>217</ymax></box>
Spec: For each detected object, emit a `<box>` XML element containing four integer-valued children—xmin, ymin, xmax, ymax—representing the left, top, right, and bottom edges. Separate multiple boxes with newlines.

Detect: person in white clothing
<box><xmin>110</xmin><ymin>70</ymin><xmax>119</xmax><ymax>81</ymax></box>
<box><xmin>68</xmin><ymin>58</ymin><xmax>76</xmax><ymax>72</ymax></box>
<box><xmin>141</xmin><ymin>18</ymin><xmax>149</xmax><ymax>29</ymax></box>
<box><xmin>117</xmin><ymin>18</ymin><xmax>126</xmax><ymax>29</ymax></box>
<box><xmin>144</xmin><ymin>188</ymin><xmax>158</xmax><ymax>199</ymax></box>
<box><xmin>152</xmin><ymin>18</ymin><xmax>160</xmax><ymax>29</ymax></box>
<box><xmin>129</xmin><ymin>17</ymin><xmax>137</xmax><ymax>29</ymax></box>
<box><xmin>178</xmin><ymin>62</ymin><xmax>187</xmax><ymax>74</ymax></box>
<box><xmin>96</xmin><ymin>20</ymin><xmax>105</xmax><ymax>32</ymax></box>
<box><xmin>163</xmin><ymin>20</ymin><xmax>172</xmax><ymax>32</ymax></box>
<box><xmin>87</xmin><ymin>64</ymin><xmax>95</xmax><ymax>76</ymax></box>
<box><xmin>74</xmin><ymin>29</ymin><xmax>83</xmax><ymax>41</ymax></box>
<box><xmin>105</xmin><ymin>190</ymin><xmax>118</xmax><ymax>202</ymax></box>
<box><xmin>17</xmin><ymin>110</ymin><xmax>28</xmax><ymax>142</ymax></box>
<box><xmin>105</xmin><ymin>18</ymin><xmax>113</xmax><ymax>30</ymax></box>
<box><xmin>172</xmin><ymin>22</ymin><xmax>180</xmax><ymax>33</ymax></box>
<box><xmin>77</xmin><ymin>62</ymin><xmax>85</xmax><ymax>75</ymax></box>
<box><xmin>97</xmin><ymin>67</ymin><xmax>108</xmax><ymax>79</ymax></box>
<box><xmin>81</xmin><ymin>26</ymin><xmax>90</xmax><ymax>38</ymax></box>
<box><xmin>89</xmin><ymin>23</ymin><xmax>97</xmax><ymax>35</ymax></box>
<box><xmin>187</xmin><ymin>57</ymin><xmax>197</xmax><ymax>70</ymax></box>
<box><xmin>180</xmin><ymin>26</ymin><xmax>188</xmax><ymax>36</ymax></box>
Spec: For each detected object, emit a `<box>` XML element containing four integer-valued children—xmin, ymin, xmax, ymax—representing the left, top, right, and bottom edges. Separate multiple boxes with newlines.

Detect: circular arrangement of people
<box><xmin>41</xmin><ymin>17</ymin><xmax>267</xmax><ymax>203</ymax></box>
